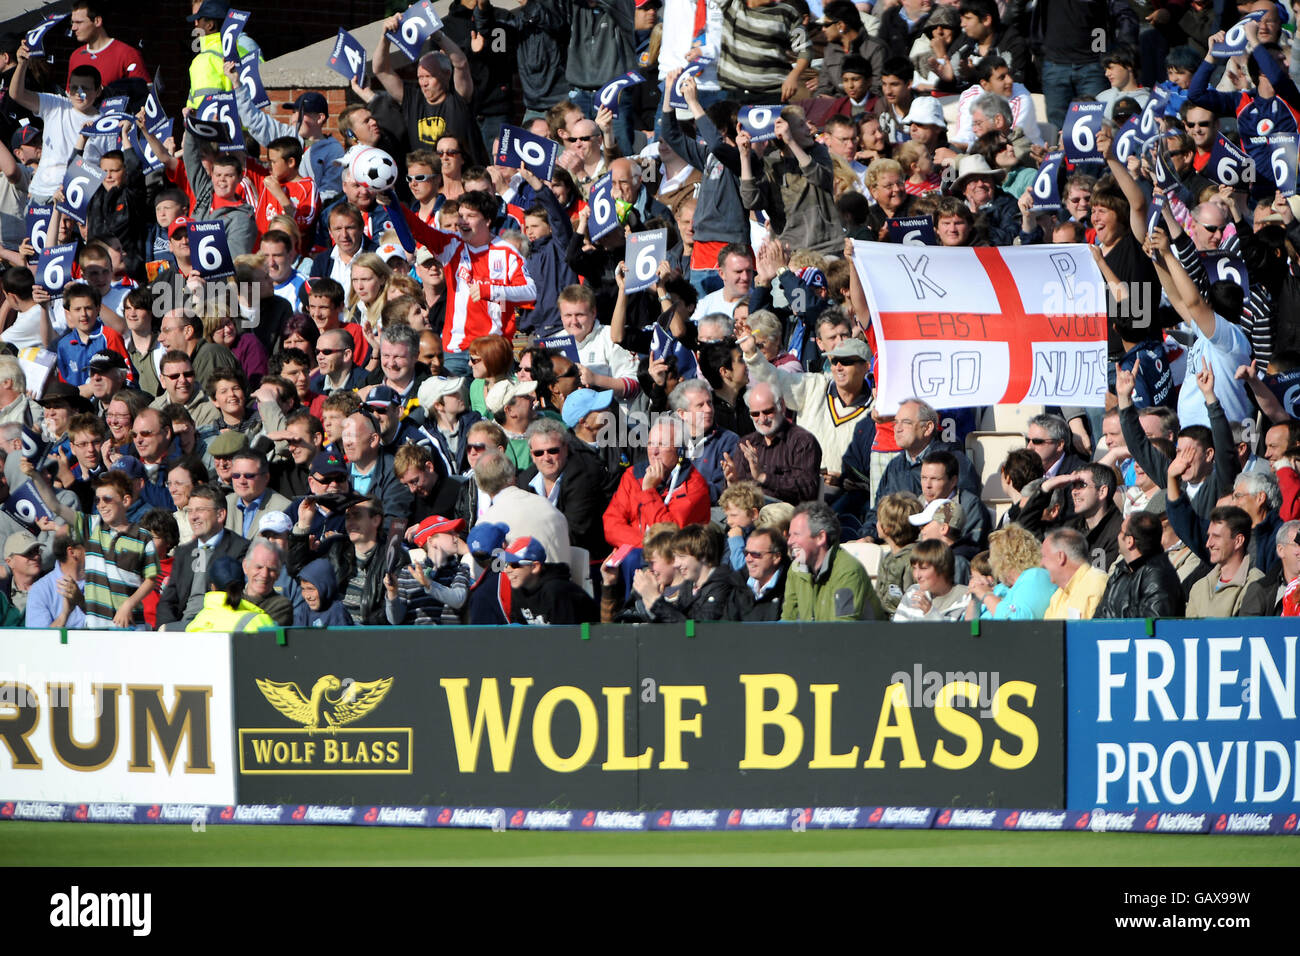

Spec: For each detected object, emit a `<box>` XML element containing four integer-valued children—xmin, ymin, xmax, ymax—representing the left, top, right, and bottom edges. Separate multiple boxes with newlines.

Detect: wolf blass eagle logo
<box><xmin>240</xmin><ymin>675</ymin><xmax>413</xmax><ymax>771</ymax></box>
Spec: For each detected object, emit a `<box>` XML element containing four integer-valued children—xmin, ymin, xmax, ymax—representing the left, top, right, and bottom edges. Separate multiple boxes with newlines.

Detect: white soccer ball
<box><xmin>351</xmin><ymin>146</ymin><xmax>398</xmax><ymax>191</ymax></box>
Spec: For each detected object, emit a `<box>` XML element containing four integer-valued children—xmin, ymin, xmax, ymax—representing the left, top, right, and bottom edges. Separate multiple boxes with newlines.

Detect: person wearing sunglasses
<box><xmin>224</xmin><ymin>450</ymin><xmax>292</xmax><ymax>540</ymax></box>
<box><xmin>405</xmin><ymin>149</ymin><xmax>443</xmax><ymax>222</ymax></box>
<box><xmin>721</xmin><ymin>381</ymin><xmax>822</xmax><ymax>506</ymax></box>
<box><xmin>518</xmin><ymin>417</ymin><xmax>609</xmax><ymax>567</ymax></box>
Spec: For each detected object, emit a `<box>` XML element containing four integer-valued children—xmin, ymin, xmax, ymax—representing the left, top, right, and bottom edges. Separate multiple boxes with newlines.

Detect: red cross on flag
<box><xmin>849</xmin><ymin>242</ymin><xmax>1109</xmax><ymax>415</ymax></box>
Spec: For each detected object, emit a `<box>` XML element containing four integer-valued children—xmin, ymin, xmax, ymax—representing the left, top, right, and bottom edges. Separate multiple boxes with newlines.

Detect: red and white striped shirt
<box><xmin>403</xmin><ymin>209</ymin><xmax>537</xmax><ymax>353</ymax></box>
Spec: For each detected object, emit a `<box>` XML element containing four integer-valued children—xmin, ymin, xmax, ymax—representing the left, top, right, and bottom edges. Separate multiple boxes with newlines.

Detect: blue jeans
<box><xmin>689</xmin><ymin>267</ymin><xmax>723</xmax><ymax>298</ymax></box>
<box><xmin>443</xmin><ymin>351</ymin><xmax>471</xmax><ymax>377</ymax></box>
<box><xmin>1041</xmin><ymin>60</ymin><xmax>1108</xmax><ymax>132</ymax></box>
<box><xmin>568</xmin><ymin>88</ymin><xmax>599</xmax><ymax>119</ymax></box>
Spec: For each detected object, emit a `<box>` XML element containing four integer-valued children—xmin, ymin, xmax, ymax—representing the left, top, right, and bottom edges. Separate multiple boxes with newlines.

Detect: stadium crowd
<box><xmin>1</xmin><ymin>0</ymin><xmax>1300</xmax><ymax>629</ymax></box>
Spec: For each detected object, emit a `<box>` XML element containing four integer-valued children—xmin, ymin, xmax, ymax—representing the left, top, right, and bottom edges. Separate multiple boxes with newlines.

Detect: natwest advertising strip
<box><xmin>0</xmin><ymin>630</ymin><xmax>236</xmax><ymax>805</ymax></box>
<box><xmin>1066</xmin><ymin>619</ymin><xmax>1300</xmax><ymax>814</ymax></box>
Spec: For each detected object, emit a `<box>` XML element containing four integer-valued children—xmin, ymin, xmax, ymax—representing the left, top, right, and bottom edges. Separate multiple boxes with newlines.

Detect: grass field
<box><xmin>2</xmin><ymin>823</ymin><xmax>1296</xmax><ymax>866</ymax></box>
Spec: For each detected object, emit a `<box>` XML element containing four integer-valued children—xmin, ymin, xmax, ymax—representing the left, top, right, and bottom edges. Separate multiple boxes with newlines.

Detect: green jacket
<box><xmin>781</xmin><ymin>545</ymin><xmax>883</xmax><ymax>622</ymax></box>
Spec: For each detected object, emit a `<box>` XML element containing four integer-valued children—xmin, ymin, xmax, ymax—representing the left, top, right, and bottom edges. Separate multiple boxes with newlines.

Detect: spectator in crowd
<box><xmin>783</xmin><ymin>500</ymin><xmax>881</xmax><ymax>621</ymax></box>
<box><xmin>1095</xmin><ymin>510</ymin><xmax>1188</xmax><ymax>618</ymax></box>
<box><xmin>25</xmin><ymin>532</ymin><xmax>86</xmax><ymax>629</ymax></box>
<box><xmin>604</xmin><ymin>416</ymin><xmax>711</xmax><ymax>548</ymax></box>
<box><xmin>1186</xmin><ymin>506</ymin><xmax>1267</xmax><ymax>617</ymax></box>
<box><xmin>722</xmin><ymin>382</ymin><xmax>822</xmax><ymax>505</ymax></box>
<box><xmin>1042</xmin><ymin>528</ymin><xmax>1109</xmax><ymax>621</ymax></box>
<box><xmin>501</xmin><ymin>535</ymin><xmax>599</xmax><ymax>625</ymax></box>
<box><xmin>1020</xmin><ymin>463</ymin><xmax>1124</xmax><ymax>569</ymax></box>
<box><xmin>185</xmin><ymin>555</ymin><xmax>276</xmax><ymax>632</ymax></box>
<box><xmin>893</xmin><ymin>539</ymin><xmax>973</xmax><ymax>622</ymax></box>
<box><xmin>1241</xmin><ymin>520</ymin><xmax>1300</xmax><ymax>616</ymax></box>
<box><xmin>876</xmin><ymin>491</ymin><xmax>924</xmax><ymax>618</ymax></box>
<box><xmin>967</xmin><ymin>523</ymin><xmax>1057</xmax><ymax>620</ymax></box>
<box><xmin>156</xmin><ymin>486</ymin><xmax>249</xmax><ymax>628</ymax></box>
<box><xmin>738</xmin><ymin>524</ymin><xmax>788</xmax><ymax>621</ymax></box>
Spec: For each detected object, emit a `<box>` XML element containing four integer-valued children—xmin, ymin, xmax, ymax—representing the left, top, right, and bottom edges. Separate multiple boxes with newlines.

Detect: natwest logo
<box><xmin>943</xmin><ymin>808</ymin><xmax>997</xmax><ymax>828</ymax></box>
<box><xmin>1152</xmin><ymin>812</ymin><xmax>1207</xmax><ymax>833</ymax></box>
<box><xmin>664</xmin><ymin>810</ymin><xmax>720</xmax><ymax>828</ymax></box>
<box><xmin>1089</xmin><ymin>809</ymin><xmax>1138</xmax><ymax>832</ymax></box>
<box><xmin>810</xmin><ymin>807</ymin><xmax>860</xmax><ymax>827</ymax></box>
<box><xmin>592</xmin><ymin>811</ymin><xmax>646</xmax><ymax>830</ymax></box>
<box><xmin>522</xmin><ymin>810</ymin><xmax>573</xmax><ymax>829</ymax></box>
<box><xmin>233</xmin><ymin>805</ymin><xmax>283</xmax><ymax>823</ymax></box>
<box><xmin>10</xmin><ymin>801</ymin><xmax>64</xmax><ymax>820</ymax></box>
<box><xmin>303</xmin><ymin>806</ymin><xmax>355</xmax><ymax>824</ymax></box>
<box><xmin>378</xmin><ymin>807</ymin><xmax>428</xmax><ymax>826</ymax></box>
<box><xmin>880</xmin><ymin>807</ymin><xmax>932</xmax><ymax>827</ymax></box>
<box><xmin>733</xmin><ymin>808</ymin><xmax>789</xmax><ymax>827</ymax></box>
<box><xmin>1011</xmin><ymin>810</ymin><xmax>1068</xmax><ymax>830</ymax></box>
<box><xmin>1221</xmin><ymin>812</ymin><xmax>1274</xmax><ymax>833</ymax></box>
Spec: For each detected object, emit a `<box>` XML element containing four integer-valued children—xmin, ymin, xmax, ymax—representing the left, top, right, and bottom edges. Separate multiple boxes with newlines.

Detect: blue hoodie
<box><xmin>294</xmin><ymin>558</ymin><xmax>354</xmax><ymax>628</ymax></box>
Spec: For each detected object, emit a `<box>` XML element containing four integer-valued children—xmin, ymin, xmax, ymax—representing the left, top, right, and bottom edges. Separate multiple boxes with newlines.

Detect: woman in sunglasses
<box><xmin>435</xmin><ymin>135</ymin><xmax>467</xmax><ymax>202</ymax></box>
<box><xmin>405</xmin><ymin>149</ymin><xmax>443</xmax><ymax>224</ymax></box>
<box><xmin>466</xmin><ymin>334</ymin><xmax>516</xmax><ymax>418</ymax></box>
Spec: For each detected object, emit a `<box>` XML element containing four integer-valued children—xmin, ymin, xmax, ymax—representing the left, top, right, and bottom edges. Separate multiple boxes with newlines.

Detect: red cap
<box><xmin>411</xmin><ymin>514</ymin><xmax>467</xmax><ymax>548</ymax></box>
<box><xmin>169</xmin><ymin>217</ymin><xmax>191</xmax><ymax>237</ymax></box>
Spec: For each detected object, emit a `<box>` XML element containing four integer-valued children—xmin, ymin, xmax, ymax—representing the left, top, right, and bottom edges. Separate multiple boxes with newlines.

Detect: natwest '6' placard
<box><xmin>740</xmin><ymin>105</ymin><xmax>781</xmax><ymax>143</ymax></box>
<box><xmin>1063</xmin><ymin>101</ymin><xmax>1106</xmax><ymax>163</ymax></box>
<box><xmin>587</xmin><ymin>173</ymin><xmax>620</xmax><ymax>241</ymax></box>
<box><xmin>187</xmin><ymin>221</ymin><xmax>236</xmax><ymax>280</ymax></box>
<box><xmin>495</xmin><ymin>125</ymin><xmax>560</xmax><ymax>180</ymax></box>
<box><xmin>624</xmin><ymin>228</ymin><xmax>667</xmax><ymax>294</ymax></box>
<box><xmin>387</xmin><ymin>0</ymin><xmax>444</xmax><ymax>60</ymax></box>
<box><xmin>35</xmin><ymin>242</ymin><xmax>78</xmax><ymax>295</ymax></box>
<box><xmin>56</xmin><ymin>159</ymin><xmax>104</xmax><ymax>225</ymax></box>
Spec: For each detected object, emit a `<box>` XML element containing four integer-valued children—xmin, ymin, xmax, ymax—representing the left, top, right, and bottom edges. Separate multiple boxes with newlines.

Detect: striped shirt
<box><xmin>717</xmin><ymin>0</ymin><xmax>811</xmax><ymax>94</ymax></box>
<box><xmin>81</xmin><ymin>515</ymin><xmax>159</xmax><ymax>628</ymax></box>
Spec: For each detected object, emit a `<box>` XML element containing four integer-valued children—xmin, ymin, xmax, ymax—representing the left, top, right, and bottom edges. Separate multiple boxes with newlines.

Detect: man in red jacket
<box><xmin>604</xmin><ymin>417</ymin><xmax>710</xmax><ymax>547</ymax></box>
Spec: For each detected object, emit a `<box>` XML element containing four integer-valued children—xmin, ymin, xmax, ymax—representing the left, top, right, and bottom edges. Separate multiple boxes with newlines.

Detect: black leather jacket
<box><xmin>1094</xmin><ymin>552</ymin><xmax>1186</xmax><ymax>619</ymax></box>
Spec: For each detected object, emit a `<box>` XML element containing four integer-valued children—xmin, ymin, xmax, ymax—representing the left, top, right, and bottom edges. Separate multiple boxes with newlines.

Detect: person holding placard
<box><xmin>186</xmin><ymin>1</ymin><xmax>258</xmax><ymax>110</ymax></box>
<box><xmin>738</xmin><ymin>105</ymin><xmax>840</xmax><ymax>257</ymax></box>
<box><xmin>374</xmin><ymin>15</ymin><xmax>484</xmax><ymax>167</ymax></box>
<box><xmin>6</xmin><ymin>44</ymin><xmax>106</xmax><ymax>204</ymax></box>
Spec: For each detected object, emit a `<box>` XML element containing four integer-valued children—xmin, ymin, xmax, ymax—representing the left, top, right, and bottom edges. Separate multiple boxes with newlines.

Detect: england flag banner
<box><xmin>850</xmin><ymin>242</ymin><xmax>1107</xmax><ymax>414</ymax></box>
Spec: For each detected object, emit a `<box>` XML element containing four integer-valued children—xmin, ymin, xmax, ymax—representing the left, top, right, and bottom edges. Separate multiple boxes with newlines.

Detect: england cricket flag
<box><xmin>850</xmin><ymin>242</ymin><xmax>1108</xmax><ymax>415</ymax></box>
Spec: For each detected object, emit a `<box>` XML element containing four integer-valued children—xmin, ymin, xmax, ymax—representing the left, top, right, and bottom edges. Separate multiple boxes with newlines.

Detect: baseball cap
<box><xmin>900</xmin><ymin>97</ymin><xmax>947</xmax><ymax>129</ymax></box>
<box><xmin>418</xmin><ymin>376</ymin><xmax>465</xmax><ymax>409</ymax></box>
<box><xmin>910</xmin><ymin>497</ymin><xmax>964</xmax><ymax>528</ymax></box>
<box><xmin>87</xmin><ymin>349</ymin><xmax>128</xmax><ymax>374</ymax></box>
<box><xmin>9</xmin><ymin>124</ymin><xmax>39</xmax><ymax>151</ymax></box>
<box><xmin>310</xmin><ymin>449</ymin><xmax>348</xmax><ymax>477</ymax></box>
<box><xmin>376</xmin><ymin>240</ymin><xmax>404</xmax><ymax>261</ymax></box>
<box><xmin>111</xmin><ymin>455</ymin><xmax>146</xmax><ymax>480</ymax></box>
<box><xmin>415</xmin><ymin>247</ymin><xmax>437</xmax><ymax>266</ymax></box>
<box><xmin>467</xmin><ymin>521</ymin><xmax>509</xmax><ymax>556</ymax></box>
<box><xmin>169</xmin><ymin>216</ymin><xmax>191</xmax><ymax>237</ymax></box>
<box><xmin>364</xmin><ymin>384</ymin><xmax>402</xmax><ymax>409</ymax></box>
<box><xmin>283</xmin><ymin>91</ymin><xmax>329</xmax><ymax>115</ymax></box>
<box><xmin>410</xmin><ymin>514</ymin><xmax>467</xmax><ymax>547</ymax></box>
<box><xmin>188</xmin><ymin>0</ymin><xmax>230</xmax><ymax>22</ymax></box>
<box><xmin>257</xmin><ymin>511</ymin><xmax>293</xmax><ymax>536</ymax></box>
<box><xmin>3</xmin><ymin>532</ymin><xmax>40</xmax><ymax>560</ymax></box>
<box><xmin>209</xmin><ymin>555</ymin><xmax>245</xmax><ymax>589</ymax></box>
<box><xmin>496</xmin><ymin>536</ymin><xmax>548</xmax><ymax>565</ymax></box>
<box><xmin>561</xmin><ymin>388</ymin><xmax>614</xmax><ymax>428</ymax></box>
<box><xmin>826</xmin><ymin>339</ymin><xmax>871</xmax><ymax>362</ymax></box>
<box><xmin>485</xmin><ymin>379</ymin><xmax>538</xmax><ymax>416</ymax></box>
<box><xmin>208</xmin><ymin>431</ymin><xmax>251</xmax><ymax>458</ymax></box>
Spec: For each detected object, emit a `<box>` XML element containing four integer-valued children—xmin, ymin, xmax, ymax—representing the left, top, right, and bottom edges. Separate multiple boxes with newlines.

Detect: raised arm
<box><xmin>1097</xmin><ymin>121</ymin><xmax>1147</xmax><ymax>242</ymax></box>
<box><xmin>7</xmin><ymin>42</ymin><xmax>39</xmax><ymax>113</ymax></box>
<box><xmin>436</xmin><ymin>31</ymin><xmax>474</xmax><ymax>102</ymax></box>
<box><xmin>373</xmin><ymin>15</ymin><xmax>406</xmax><ymax>104</ymax></box>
